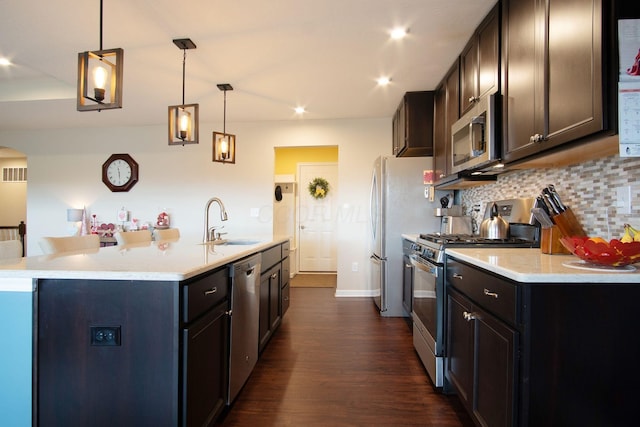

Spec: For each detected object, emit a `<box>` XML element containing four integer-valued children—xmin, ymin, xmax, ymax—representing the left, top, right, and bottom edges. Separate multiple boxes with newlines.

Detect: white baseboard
<box><xmin>334</xmin><ymin>289</ymin><xmax>376</xmax><ymax>298</ymax></box>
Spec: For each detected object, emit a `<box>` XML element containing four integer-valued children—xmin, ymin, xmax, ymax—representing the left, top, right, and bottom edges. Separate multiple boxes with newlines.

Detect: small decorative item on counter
<box><xmin>156</xmin><ymin>211</ymin><xmax>170</xmax><ymax>228</ymax></box>
<box><xmin>130</xmin><ymin>218</ymin><xmax>139</xmax><ymax>231</ymax></box>
<box><xmin>308</xmin><ymin>177</ymin><xmax>330</xmax><ymax>200</ymax></box>
<box><xmin>117</xmin><ymin>207</ymin><xmax>128</xmax><ymax>223</ymax></box>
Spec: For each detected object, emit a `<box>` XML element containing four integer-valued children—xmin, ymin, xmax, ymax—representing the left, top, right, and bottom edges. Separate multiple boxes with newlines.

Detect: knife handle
<box><xmin>552</xmin><ymin>207</ymin><xmax>587</xmax><ymax>238</ymax></box>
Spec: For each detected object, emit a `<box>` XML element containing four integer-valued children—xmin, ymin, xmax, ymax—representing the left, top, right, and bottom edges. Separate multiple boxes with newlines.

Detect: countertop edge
<box><xmin>446</xmin><ymin>248</ymin><xmax>640</xmax><ymax>284</ymax></box>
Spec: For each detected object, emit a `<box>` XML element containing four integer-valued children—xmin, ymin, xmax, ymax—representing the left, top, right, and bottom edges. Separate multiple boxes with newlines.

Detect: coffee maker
<box><xmin>434</xmin><ymin>194</ymin><xmax>472</xmax><ymax>235</ymax></box>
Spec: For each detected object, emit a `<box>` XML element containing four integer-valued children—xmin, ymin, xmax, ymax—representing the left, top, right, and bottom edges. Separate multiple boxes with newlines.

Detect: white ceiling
<box><xmin>0</xmin><ymin>0</ymin><xmax>497</xmax><ymax>131</ymax></box>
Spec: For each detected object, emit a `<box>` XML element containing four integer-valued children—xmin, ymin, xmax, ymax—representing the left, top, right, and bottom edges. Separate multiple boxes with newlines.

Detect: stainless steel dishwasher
<box><xmin>227</xmin><ymin>253</ymin><xmax>261</xmax><ymax>404</ymax></box>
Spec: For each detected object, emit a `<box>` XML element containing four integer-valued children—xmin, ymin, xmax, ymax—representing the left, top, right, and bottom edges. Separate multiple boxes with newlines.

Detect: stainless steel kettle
<box><xmin>480</xmin><ymin>203</ymin><xmax>509</xmax><ymax>239</ymax></box>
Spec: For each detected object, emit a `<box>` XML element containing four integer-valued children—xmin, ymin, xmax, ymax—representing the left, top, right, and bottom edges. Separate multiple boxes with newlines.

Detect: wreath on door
<box><xmin>308</xmin><ymin>177</ymin><xmax>330</xmax><ymax>199</ymax></box>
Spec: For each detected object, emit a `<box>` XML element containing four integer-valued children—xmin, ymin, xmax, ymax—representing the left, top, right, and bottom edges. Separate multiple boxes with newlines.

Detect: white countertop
<box><xmin>446</xmin><ymin>248</ymin><xmax>640</xmax><ymax>284</ymax></box>
<box><xmin>0</xmin><ymin>236</ymin><xmax>288</xmax><ymax>284</ymax></box>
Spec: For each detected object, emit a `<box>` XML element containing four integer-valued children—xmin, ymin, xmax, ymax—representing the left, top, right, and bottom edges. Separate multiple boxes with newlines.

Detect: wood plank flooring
<box><xmin>215</xmin><ymin>287</ymin><xmax>474</xmax><ymax>427</ymax></box>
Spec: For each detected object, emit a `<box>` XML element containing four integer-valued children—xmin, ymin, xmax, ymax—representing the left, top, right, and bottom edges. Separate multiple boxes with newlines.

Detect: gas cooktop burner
<box><xmin>418</xmin><ymin>233</ymin><xmax>534</xmax><ymax>245</ymax></box>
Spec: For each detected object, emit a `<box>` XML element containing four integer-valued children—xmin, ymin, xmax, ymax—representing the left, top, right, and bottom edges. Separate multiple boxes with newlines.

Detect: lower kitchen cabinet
<box><xmin>447</xmin><ymin>287</ymin><xmax>515</xmax><ymax>427</ymax></box>
<box><xmin>258</xmin><ymin>241</ymin><xmax>290</xmax><ymax>353</ymax></box>
<box><xmin>36</xmin><ymin>266</ymin><xmax>231</xmax><ymax>427</ymax></box>
<box><xmin>446</xmin><ymin>256</ymin><xmax>640</xmax><ymax>427</ymax></box>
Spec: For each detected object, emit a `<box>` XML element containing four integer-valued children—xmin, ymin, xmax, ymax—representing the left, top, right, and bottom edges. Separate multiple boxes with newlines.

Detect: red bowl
<box><xmin>559</xmin><ymin>236</ymin><xmax>640</xmax><ymax>267</ymax></box>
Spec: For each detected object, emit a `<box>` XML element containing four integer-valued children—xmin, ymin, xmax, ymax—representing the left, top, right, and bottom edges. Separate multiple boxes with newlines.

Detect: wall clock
<box><xmin>102</xmin><ymin>153</ymin><xmax>139</xmax><ymax>192</ymax></box>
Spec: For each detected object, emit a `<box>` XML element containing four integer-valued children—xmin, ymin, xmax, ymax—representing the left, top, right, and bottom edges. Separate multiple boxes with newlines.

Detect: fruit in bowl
<box><xmin>560</xmin><ymin>230</ymin><xmax>640</xmax><ymax>267</ymax></box>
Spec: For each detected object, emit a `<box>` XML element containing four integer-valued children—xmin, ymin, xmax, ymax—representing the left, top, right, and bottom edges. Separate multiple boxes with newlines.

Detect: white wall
<box><xmin>0</xmin><ymin>118</ymin><xmax>389</xmax><ymax>295</ymax></box>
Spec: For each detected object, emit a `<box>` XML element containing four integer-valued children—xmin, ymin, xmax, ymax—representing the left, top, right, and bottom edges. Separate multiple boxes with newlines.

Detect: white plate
<box><xmin>562</xmin><ymin>260</ymin><xmax>637</xmax><ymax>273</ymax></box>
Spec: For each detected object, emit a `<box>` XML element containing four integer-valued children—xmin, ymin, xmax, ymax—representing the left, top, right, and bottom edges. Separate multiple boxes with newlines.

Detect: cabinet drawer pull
<box><xmin>452</xmin><ymin>273</ymin><xmax>463</xmax><ymax>280</ymax></box>
<box><xmin>203</xmin><ymin>287</ymin><xmax>218</xmax><ymax>296</ymax></box>
<box><xmin>483</xmin><ymin>288</ymin><xmax>499</xmax><ymax>299</ymax></box>
<box><xmin>463</xmin><ymin>311</ymin><xmax>477</xmax><ymax>321</ymax></box>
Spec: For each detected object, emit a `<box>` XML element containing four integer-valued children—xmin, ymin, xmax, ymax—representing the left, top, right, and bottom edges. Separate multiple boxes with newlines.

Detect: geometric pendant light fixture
<box><xmin>168</xmin><ymin>38</ymin><xmax>199</xmax><ymax>145</ymax></box>
<box><xmin>77</xmin><ymin>0</ymin><xmax>124</xmax><ymax>112</ymax></box>
<box><xmin>212</xmin><ymin>83</ymin><xmax>236</xmax><ymax>163</ymax></box>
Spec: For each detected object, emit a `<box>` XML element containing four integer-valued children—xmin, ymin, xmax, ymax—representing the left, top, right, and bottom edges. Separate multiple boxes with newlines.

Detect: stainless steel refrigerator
<box><xmin>369</xmin><ymin>155</ymin><xmax>442</xmax><ymax>316</ymax></box>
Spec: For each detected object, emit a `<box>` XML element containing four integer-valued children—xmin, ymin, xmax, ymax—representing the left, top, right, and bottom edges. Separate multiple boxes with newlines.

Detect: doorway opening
<box><xmin>273</xmin><ymin>146</ymin><xmax>338</xmax><ymax>282</ymax></box>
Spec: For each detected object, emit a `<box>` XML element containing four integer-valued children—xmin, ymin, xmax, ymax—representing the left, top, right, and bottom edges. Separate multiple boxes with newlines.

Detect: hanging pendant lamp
<box><xmin>77</xmin><ymin>0</ymin><xmax>124</xmax><ymax>112</ymax></box>
<box><xmin>168</xmin><ymin>38</ymin><xmax>199</xmax><ymax>145</ymax></box>
<box><xmin>213</xmin><ymin>84</ymin><xmax>236</xmax><ymax>163</ymax></box>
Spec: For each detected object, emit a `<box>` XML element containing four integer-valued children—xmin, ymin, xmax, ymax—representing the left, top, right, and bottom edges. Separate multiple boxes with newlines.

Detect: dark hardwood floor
<box><xmin>216</xmin><ymin>287</ymin><xmax>474</xmax><ymax>427</ymax></box>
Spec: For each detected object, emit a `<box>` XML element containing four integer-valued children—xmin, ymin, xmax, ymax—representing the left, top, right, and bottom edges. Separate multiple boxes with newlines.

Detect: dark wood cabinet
<box><xmin>182</xmin><ymin>300</ymin><xmax>228</xmax><ymax>427</ymax></box>
<box><xmin>259</xmin><ymin>242</ymin><xmax>290</xmax><ymax>353</ymax></box>
<box><xmin>392</xmin><ymin>91</ymin><xmax>434</xmax><ymax>157</ymax></box>
<box><xmin>36</xmin><ymin>267</ymin><xmax>230</xmax><ymax>427</ymax></box>
<box><xmin>447</xmin><ymin>288</ymin><xmax>515</xmax><ymax>427</ymax></box>
<box><xmin>446</xmin><ymin>255</ymin><xmax>640</xmax><ymax>426</ymax></box>
<box><xmin>433</xmin><ymin>60</ymin><xmax>460</xmax><ymax>182</ymax></box>
<box><xmin>501</xmin><ymin>0</ymin><xmax>607</xmax><ymax>163</ymax></box>
<box><xmin>460</xmin><ymin>4</ymin><xmax>500</xmax><ymax>116</ymax></box>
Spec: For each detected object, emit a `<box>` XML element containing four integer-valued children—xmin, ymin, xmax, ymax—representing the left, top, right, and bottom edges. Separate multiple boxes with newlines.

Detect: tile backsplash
<box><xmin>460</xmin><ymin>155</ymin><xmax>640</xmax><ymax>239</ymax></box>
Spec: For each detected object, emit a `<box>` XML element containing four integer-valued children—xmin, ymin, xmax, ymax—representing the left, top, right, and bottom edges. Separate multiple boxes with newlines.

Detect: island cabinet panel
<box><xmin>36</xmin><ymin>266</ymin><xmax>231</xmax><ymax>427</ymax></box>
<box><xmin>36</xmin><ymin>279</ymin><xmax>180</xmax><ymax>427</ymax></box>
<box><xmin>501</xmin><ymin>0</ymin><xmax>608</xmax><ymax>164</ymax></box>
<box><xmin>258</xmin><ymin>242</ymin><xmax>290</xmax><ymax>353</ymax></box>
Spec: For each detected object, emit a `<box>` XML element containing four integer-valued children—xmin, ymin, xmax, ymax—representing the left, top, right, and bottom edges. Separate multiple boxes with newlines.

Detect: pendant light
<box><xmin>213</xmin><ymin>84</ymin><xmax>236</xmax><ymax>163</ymax></box>
<box><xmin>168</xmin><ymin>38</ymin><xmax>199</xmax><ymax>145</ymax></box>
<box><xmin>77</xmin><ymin>0</ymin><xmax>124</xmax><ymax>112</ymax></box>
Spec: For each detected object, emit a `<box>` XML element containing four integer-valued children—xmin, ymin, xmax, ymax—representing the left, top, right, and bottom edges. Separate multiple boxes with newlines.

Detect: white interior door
<box><xmin>297</xmin><ymin>163</ymin><xmax>338</xmax><ymax>272</ymax></box>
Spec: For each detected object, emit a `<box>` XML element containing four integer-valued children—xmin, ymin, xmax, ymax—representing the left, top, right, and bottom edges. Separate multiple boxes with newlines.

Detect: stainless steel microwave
<box><xmin>450</xmin><ymin>93</ymin><xmax>499</xmax><ymax>174</ymax></box>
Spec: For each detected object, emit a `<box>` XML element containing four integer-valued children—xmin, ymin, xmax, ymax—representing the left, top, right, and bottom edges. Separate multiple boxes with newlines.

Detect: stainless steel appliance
<box><xmin>451</xmin><ymin>93</ymin><xmax>500</xmax><ymax>174</ymax></box>
<box><xmin>411</xmin><ymin>197</ymin><xmax>540</xmax><ymax>390</ymax></box>
<box><xmin>369</xmin><ymin>155</ymin><xmax>442</xmax><ymax>317</ymax></box>
<box><xmin>228</xmin><ymin>253</ymin><xmax>261</xmax><ymax>404</ymax></box>
<box><xmin>440</xmin><ymin>215</ymin><xmax>472</xmax><ymax>235</ymax></box>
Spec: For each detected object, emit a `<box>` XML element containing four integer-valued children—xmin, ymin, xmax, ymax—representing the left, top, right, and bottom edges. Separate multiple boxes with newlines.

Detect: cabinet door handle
<box><xmin>463</xmin><ymin>311</ymin><xmax>477</xmax><ymax>321</ymax></box>
<box><xmin>483</xmin><ymin>288</ymin><xmax>499</xmax><ymax>299</ymax></box>
<box><xmin>225</xmin><ymin>309</ymin><xmax>233</xmax><ymax>316</ymax></box>
<box><xmin>452</xmin><ymin>273</ymin><xmax>463</xmax><ymax>280</ymax></box>
<box><xmin>203</xmin><ymin>287</ymin><xmax>218</xmax><ymax>296</ymax></box>
<box><xmin>271</xmin><ymin>273</ymin><xmax>278</xmax><ymax>279</ymax></box>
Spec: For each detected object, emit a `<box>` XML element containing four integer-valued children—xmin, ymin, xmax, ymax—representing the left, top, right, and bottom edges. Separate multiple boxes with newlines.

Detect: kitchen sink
<box><xmin>222</xmin><ymin>239</ymin><xmax>262</xmax><ymax>245</ymax></box>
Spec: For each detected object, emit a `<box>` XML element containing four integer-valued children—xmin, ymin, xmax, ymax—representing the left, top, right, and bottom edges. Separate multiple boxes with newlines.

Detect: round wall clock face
<box><xmin>102</xmin><ymin>154</ymin><xmax>139</xmax><ymax>192</ymax></box>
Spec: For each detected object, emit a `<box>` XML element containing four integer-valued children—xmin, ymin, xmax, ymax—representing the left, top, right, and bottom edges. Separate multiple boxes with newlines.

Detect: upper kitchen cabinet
<box><xmin>460</xmin><ymin>3</ymin><xmax>500</xmax><ymax>116</ymax></box>
<box><xmin>392</xmin><ymin>91</ymin><xmax>434</xmax><ymax>157</ymax></box>
<box><xmin>434</xmin><ymin>60</ymin><xmax>460</xmax><ymax>182</ymax></box>
<box><xmin>501</xmin><ymin>0</ymin><xmax>611</xmax><ymax>164</ymax></box>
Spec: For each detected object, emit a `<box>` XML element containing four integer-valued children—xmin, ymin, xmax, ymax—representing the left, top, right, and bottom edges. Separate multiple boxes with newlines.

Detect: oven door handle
<box><xmin>410</xmin><ymin>255</ymin><xmax>438</xmax><ymax>277</ymax></box>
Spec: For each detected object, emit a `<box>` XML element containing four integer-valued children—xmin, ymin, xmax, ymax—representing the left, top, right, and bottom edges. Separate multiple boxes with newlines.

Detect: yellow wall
<box><xmin>274</xmin><ymin>146</ymin><xmax>338</xmax><ymax>176</ymax></box>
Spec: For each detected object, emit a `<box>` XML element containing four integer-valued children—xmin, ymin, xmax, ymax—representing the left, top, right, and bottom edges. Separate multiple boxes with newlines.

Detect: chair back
<box><xmin>0</xmin><ymin>240</ymin><xmax>23</xmax><ymax>260</ymax></box>
<box><xmin>39</xmin><ymin>234</ymin><xmax>100</xmax><ymax>255</ymax></box>
<box><xmin>114</xmin><ymin>230</ymin><xmax>152</xmax><ymax>245</ymax></box>
<box><xmin>153</xmin><ymin>228</ymin><xmax>180</xmax><ymax>241</ymax></box>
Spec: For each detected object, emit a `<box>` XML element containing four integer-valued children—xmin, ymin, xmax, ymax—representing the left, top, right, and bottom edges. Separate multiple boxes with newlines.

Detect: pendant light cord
<box><xmin>223</xmin><ymin>90</ymin><xmax>227</xmax><ymax>134</ymax></box>
<box><xmin>181</xmin><ymin>49</ymin><xmax>186</xmax><ymax>105</ymax></box>
<box><xmin>99</xmin><ymin>0</ymin><xmax>103</xmax><ymax>50</ymax></box>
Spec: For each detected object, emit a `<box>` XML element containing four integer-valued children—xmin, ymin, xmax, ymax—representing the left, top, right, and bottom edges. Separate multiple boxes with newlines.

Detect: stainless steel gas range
<box><xmin>409</xmin><ymin>198</ymin><xmax>540</xmax><ymax>391</ymax></box>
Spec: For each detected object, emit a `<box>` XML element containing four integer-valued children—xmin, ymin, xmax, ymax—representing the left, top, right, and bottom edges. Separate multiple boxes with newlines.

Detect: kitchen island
<box><xmin>0</xmin><ymin>236</ymin><xmax>289</xmax><ymax>427</ymax></box>
<box><xmin>444</xmin><ymin>248</ymin><xmax>640</xmax><ymax>427</ymax></box>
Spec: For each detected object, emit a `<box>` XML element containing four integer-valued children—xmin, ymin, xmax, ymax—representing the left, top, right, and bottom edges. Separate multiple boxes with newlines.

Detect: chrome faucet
<box><xmin>204</xmin><ymin>197</ymin><xmax>229</xmax><ymax>242</ymax></box>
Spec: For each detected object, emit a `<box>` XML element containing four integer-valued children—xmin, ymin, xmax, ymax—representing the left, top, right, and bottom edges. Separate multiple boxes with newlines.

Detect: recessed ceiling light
<box><xmin>0</xmin><ymin>57</ymin><xmax>12</xmax><ymax>66</ymax></box>
<box><xmin>294</xmin><ymin>106</ymin><xmax>306</xmax><ymax>114</ymax></box>
<box><xmin>390</xmin><ymin>27</ymin><xmax>408</xmax><ymax>40</ymax></box>
<box><xmin>376</xmin><ymin>77</ymin><xmax>391</xmax><ymax>86</ymax></box>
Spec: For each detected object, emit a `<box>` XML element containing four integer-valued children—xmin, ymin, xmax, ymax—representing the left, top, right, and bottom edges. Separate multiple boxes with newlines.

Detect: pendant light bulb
<box><xmin>220</xmin><ymin>137</ymin><xmax>229</xmax><ymax>157</ymax></box>
<box><xmin>179</xmin><ymin>110</ymin><xmax>190</xmax><ymax>139</ymax></box>
<box><xmin>93</xmin><ymin>64</ymin><xmax>108</xmax><ymax>101</ymax></box>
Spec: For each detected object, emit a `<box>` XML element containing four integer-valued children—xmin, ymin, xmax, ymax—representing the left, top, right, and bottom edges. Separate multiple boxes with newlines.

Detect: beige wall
<box><xmin>0</xmin><ymin>118</ymin><xmax>389</xmax><ymax>295</ymax></box>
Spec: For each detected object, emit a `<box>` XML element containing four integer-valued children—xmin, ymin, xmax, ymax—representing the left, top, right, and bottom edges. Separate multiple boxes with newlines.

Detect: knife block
<box><xmin>540</xmin><ymin>226</ymin><xmax>570</xmax><ymax>254</ymax></box>
<box><xmin>552</xmin><ymin>207</ymin><xmax>587</xmax><ymax>238</ymax></box>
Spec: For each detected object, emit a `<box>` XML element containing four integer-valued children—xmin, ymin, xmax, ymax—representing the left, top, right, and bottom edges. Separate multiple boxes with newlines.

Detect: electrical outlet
<box><xmin>90</xmin><ymin>326</ymin><xmax>121</xmax><ymax>346</ymax></box>
<box><xmin>617</xmin><ymin>186</ymin><xmax>632</xmax><ymax>214</ymax></box>
<box><xmin>352</xmin><ymin>262</ymin><xmax>358</xmax><ymax>272</ymax></box>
